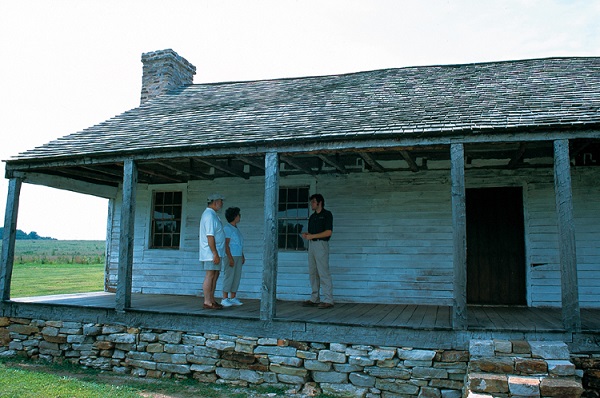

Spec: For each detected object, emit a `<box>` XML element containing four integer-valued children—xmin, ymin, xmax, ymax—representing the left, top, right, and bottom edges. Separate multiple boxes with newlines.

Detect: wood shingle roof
<box><xmin>8</xmin><ymin>57</ymin><xmax>600</xmax><ymax>163</ymax></box>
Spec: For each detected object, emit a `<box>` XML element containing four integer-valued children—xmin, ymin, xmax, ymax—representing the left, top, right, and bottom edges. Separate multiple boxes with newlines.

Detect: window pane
<box><xmin>174</xmin><ymin>191</ymin><xmax>183</xmax><ymax>203</ymax></box>
<box><xmin>299</xmin><ymin>189</ymin><xmax>309</xmax><ymax>203</ymax></box>
<box><xmin>173</xmin><ymin>206</ymin><xmax>182</xmax><ymax>219</ymax></box>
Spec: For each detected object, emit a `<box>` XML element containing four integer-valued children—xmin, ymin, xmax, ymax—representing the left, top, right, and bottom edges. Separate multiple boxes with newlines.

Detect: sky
<box><xmin>0</xmin><ymin>0</ymin><xmax>599</xmax><ymax>240</ymax></box>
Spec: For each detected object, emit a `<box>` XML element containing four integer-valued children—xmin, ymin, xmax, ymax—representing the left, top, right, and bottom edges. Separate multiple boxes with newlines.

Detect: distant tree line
<box><xmin>0</xmin><ymin>227</ymin><xmax>55</xmax><ymax>240</ymax></box>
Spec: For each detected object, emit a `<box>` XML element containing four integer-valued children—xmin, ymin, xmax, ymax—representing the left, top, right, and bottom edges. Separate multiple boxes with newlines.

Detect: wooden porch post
<box><xmin>116</xmin><ymin>159</ymin><xmax>137</xmax><ymax>312</ymax></box>
<box><xmin>261</xmin><ymin>152</ymin><xmax>279</xmax><ymax>321</ymax></box>
<box><xmin>450</xmin><ymin>143</ymin><xmax>468</xmax><ymax>329</ymax></box>
<box><xmin>0</xmin><ymin>177</ymin><xmax>22</xmax><ymax>301</ymax></box>
<box><xmin>553</xmin><ymin>139</ymin><xmax>581</xmax><ymax>332</ymax></box>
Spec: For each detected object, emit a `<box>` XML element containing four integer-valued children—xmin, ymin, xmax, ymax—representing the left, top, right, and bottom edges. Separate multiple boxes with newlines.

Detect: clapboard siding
<box><xmin>106</xmin><ymin>167</ymin><xmax>600</xmax><ymax>308</ymax></box>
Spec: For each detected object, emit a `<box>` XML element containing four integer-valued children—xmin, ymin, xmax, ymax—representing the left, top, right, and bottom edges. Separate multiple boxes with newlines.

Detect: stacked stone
<box><xmin>466</xmin><ymin>339</ymin><xmax>584</xmax><ymax>397</ymax></box>
<box><xmin>572</xmin><ymin>353</ymin><xmax>600</xmax><ymax>397</ymax></box>
<box><xmin>1</xmin><ymin>317</ymin><xmax>469</xmax><ymax>397</ymax></box>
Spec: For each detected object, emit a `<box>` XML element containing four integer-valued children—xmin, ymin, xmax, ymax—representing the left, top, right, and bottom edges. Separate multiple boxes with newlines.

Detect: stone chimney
<box><xmin>140</xmin><ymin>49</ymin><xmax>196</xmax><ymax>105</ymax></box>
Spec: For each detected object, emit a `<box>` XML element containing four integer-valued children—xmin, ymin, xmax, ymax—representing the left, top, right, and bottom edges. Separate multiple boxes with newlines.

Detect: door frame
<box><xmin>465</xmin><ymin>185</ymin><xmax>528</xmax><ymax>306</ymax></box>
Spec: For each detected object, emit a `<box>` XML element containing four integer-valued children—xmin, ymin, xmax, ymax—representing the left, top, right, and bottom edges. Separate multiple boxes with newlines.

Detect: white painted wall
<box><xmin>106</xmin><ymin>166</ymin><xmax>600</xmax><ymax>308</ymax></box>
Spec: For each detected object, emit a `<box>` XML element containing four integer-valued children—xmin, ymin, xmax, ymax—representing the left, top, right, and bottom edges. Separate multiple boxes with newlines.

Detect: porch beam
<box><xmin>553</xmin><ymin>139</ymin><xmax>581</xmax><ymax>332</ymax></box>
<box><xmin>6</xmin><ymin>129</ymin><xmax>600</xmax><ymax>171</ymax></box>
<box><xmin>317</xmin><ymin>154</ymin><xmax>347</xmax><ymax>174</ymax></box>
<box><xmin>261</xmin><ymin>152</ymin><xmax>279</xmax><ymax>321</ymax></box>
<box><xmin>237</xmin><ymin>156</ymin><xmax>266</xmax><ymax>171</ymax></box>
<box><xmin>9</xmin><ymin>171</ymin><xmax>118</xmax><ymax>199</ymax></box>
<box><xmin>450</xmin><ymin>143</ymin><xmax>467</xmax><ymax>330</ymax></box>
<box><xmin>116</xmin><ymin>159</ymin><xmax>137</xmax><ymax>312</ymax></box>
<box><xmin>507</xmin><ymin>143</ymin><xmax>527</xmax><ymax>168</ymax></box>
<box><xmin>195</xmin><ymin>158</ymin><xmax>249</xmax><ymax>179</ymax></box>
<box><xmin>359</xmin><ymin>152</ymin><xmax>385</xmax><ymax>172</ymax></box>
<box><xmin>280</xmin><ymin>155</ymin><xmax>315</xmax><ymax>176</ymax></box>
<box><xmin>0</xmin><ymin>177</ymin><xmax>22</xmax><ymax>301</ymax></box>
<box><xmin>399</xmin><ymin>150</ymin><xmax>419</xmax><ymax>172</ymax></box>
<box><xmin>137</xmin><ymin>166</ymin><xmax>182</xmax><ymax>183</ymax></box>
<box><xmin>154</xmin><ymin>161</ymin><xmax>211</xmax><ymax>180</ymax></box>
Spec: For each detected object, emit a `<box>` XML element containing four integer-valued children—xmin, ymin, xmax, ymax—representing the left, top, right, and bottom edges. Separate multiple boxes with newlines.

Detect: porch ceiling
<box><xmin>6</xmin><ymin>138</ymin><xmax>599</xmax><ymax>187</ymax></box>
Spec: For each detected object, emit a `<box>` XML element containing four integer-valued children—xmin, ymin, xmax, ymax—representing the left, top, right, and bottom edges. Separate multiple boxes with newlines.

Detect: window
<box><xmin>151</xmin><ymin>191</ymin><xmax>182</xmax><ymax>249</ymax></box>
<box><xmin>278</xmin><ymin>186</ymin><xmax>309</xmax><ymax>250</ymax></box>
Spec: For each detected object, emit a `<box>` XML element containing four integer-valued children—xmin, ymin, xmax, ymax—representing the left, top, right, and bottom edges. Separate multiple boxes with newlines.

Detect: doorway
<box><xmin>466</xmin><ymin>187</ymin><xmax>526</xmax><ymax>305</ymax></box>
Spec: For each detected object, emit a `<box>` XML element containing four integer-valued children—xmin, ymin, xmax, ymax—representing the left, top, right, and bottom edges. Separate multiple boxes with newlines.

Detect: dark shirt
<box><xmin>308</xmin><ymin>209</ymin><xmax>333</xmax><ymax>241</ymax></box>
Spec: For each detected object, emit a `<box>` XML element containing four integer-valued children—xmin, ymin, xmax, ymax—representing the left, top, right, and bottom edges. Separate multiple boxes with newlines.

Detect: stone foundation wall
<box><xmin>466</xmin><ymin>339</ymin><xmax>585</xmax><ymax>397</ymax></box>
<box><xmin>3</xmin><ymin>317</ymin><xmax>595</xmax><ymax>397</ymax></box>
<box><xmin>572</xmin><ymin>354</ymin><xmax>600</xmax><ymax>398</ymax></box>
<box><xmin>0</xmin><ymin>317</ymin><xmax>466</xmax><ymax>397</ymax></box>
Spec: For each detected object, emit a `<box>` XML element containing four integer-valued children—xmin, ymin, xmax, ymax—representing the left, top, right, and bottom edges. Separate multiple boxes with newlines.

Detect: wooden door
<box><xmin>466</xmin><ymin>187</ymin><xmax>526</xmax><ymax>305</ymax></box>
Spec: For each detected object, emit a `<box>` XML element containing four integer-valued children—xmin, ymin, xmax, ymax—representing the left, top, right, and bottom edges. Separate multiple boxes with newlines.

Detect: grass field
<box><xmin>1</xmin><ymin>240</ymin><xmax>106</xmax><ymax>298</ymax></box>
<box><xmin>0</xmin><ymin>358</ymin><xmax>298</xmax><ymax>398</ymax></box>
<box><xmin>10</xmin><ymin>240</ymin><xmax>106</xmax><ymax>264</ymax></box>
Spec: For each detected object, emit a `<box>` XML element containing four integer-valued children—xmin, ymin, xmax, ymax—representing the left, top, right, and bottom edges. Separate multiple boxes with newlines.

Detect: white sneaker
<box><xmin>221</xmin><ymin>298</ymin><xmax>233</xmax><ymax>307</ymax></box>
<box><xmin>229</xmin><ymin>298</ymin><xmax>243</xmax><ymax>306</ymax></box>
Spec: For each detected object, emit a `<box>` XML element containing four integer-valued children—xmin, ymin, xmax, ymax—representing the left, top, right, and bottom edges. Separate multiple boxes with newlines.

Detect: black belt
<box><xmin>312</xmin><ymin>239</ymin><xmax>329</xmax><ymax>242</ymax></box>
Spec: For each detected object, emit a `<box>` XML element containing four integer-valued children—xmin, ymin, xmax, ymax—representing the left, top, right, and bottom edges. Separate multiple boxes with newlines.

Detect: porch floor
<box><xmin>12</xmin><ymin>292</ymin><xmax>600</xmax><ymax>333</ymax></box>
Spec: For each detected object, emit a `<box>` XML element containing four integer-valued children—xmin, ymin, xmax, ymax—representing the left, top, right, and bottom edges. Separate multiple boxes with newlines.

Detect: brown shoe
<box><xmin>318</xmin><ymin>302</ymin><xmax>334</xmax><ymax>309</ymax></box>
<box><xmin>301</xmin><ymin>300</ymin><xmax>319</xmax><ymax>307</ymax></box>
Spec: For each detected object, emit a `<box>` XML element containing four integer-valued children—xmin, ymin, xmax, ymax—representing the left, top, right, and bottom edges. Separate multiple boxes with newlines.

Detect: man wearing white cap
<box><xmin>199</xmin><ymin>193</ymin><xmax>226</xmax><ymax>309</ymax></box>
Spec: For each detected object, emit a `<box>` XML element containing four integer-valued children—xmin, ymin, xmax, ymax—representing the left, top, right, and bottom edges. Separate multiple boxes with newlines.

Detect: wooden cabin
<box><xmin>2</xmin><ymin>50</ymin><xmax>599</xmax><ymax>346</ymax></box>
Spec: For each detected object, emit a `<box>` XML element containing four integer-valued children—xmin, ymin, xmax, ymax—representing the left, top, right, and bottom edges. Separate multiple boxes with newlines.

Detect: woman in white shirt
<box><xmin>221</xmin><ymin>207</ymin><xmax>245</xmax><ymax>307</ymax></box>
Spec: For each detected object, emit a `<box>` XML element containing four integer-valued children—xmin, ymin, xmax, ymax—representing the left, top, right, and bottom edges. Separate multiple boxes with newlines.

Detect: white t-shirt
<box><xmin>224</xmin><ymin>223</ymin><xmax>244</xmax><ymax>256</ymax></box>
<box><xmin>199</xmin><ymin>207</ymin><xmax>225</xmax><ymax>261</ymax></box>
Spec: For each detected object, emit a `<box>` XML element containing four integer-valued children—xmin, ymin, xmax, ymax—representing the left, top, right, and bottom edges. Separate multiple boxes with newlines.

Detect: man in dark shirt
<box><xmin>301</xmin><ymin>193</ymin><xmax>334</xmax><ymax>309</ymax></box>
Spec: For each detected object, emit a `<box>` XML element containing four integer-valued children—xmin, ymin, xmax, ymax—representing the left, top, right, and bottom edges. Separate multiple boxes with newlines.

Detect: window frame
<box><xmin>278</xmin><ymin>185</ymin><xmax>310</xmax><ymax>251</ymax></box>
<box><xmin>150</xmin><ymin>190</ymin><xmax>183</xmax><ymax>250</ymax></box>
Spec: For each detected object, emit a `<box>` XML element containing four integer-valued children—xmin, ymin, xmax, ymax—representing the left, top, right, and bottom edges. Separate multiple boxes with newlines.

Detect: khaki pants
<box><xmin>308</xmin><ymin>240</ymin><xmax>333</xmax><ymax>304</ymax></box>
<box><xmin>222</xmin><ymin>256</ymin><xmax>243</xmax><ymax>293</ymax></box>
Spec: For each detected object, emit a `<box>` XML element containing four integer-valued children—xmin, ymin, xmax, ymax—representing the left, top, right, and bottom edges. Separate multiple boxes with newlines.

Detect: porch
<box><xmin>6</xmin><ymin>292</ymin><xmax>600</xmax><ymax>352</ymax></box>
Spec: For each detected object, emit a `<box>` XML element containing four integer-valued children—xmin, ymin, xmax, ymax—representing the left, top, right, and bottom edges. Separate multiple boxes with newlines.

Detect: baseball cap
<box><xmin>207</xmin><ymin>193</ymin><xmax>225</xmax><ymax>201</ymax></box>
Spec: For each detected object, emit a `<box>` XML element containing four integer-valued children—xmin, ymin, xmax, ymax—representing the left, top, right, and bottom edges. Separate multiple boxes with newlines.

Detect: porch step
<box><xmin>465</xmin><ymin>339</ymin><xmax>584</xmax><ymax>397</ymax></box>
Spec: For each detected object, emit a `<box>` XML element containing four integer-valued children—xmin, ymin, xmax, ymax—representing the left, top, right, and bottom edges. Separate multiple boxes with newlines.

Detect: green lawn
<box><xmin>0</xmin><ymin>359</ymin><xmax>299</xmax><ymax>398</ymax></box>
<box><xmin>0</xmin><ymin>240</ymin><xmax>106</xmax><ymax>297</ymax></box>
<box><xmin>0</xmin><ymin>362</ymin><xmax>142</xmax><ymax>398</ymax></box>
<box><xmin>10</xmin><ymin>263</ymin><xmax>105</xmax><ymax>298</ymax></box>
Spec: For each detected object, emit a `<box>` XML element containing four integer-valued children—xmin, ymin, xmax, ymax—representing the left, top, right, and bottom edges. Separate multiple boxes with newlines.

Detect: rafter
<box><xmin>137</xmin><ymin>166</ymin><xmax>183</xmax><ymax>182</ymax></box>
<box><xmin>281</xmin><ymin>155</ymin><xmax>316</xmax><ymax>175</ymax></box>
<box><xmin>399</xmin><ymin>150</ymin><xmax>419</xmax><ymax>172</ymax></box>
<box><xmin>155</xmin><ymin>161</ymin><xmax>211</xmax><ymax>180</ymax></box>
<box><xmin>508</xmin><ymin>143</ymin><xmax>527</xmax><ymax>168</ymax></box>
<box><xmin>317</xmin><ymin>154</ymin><xmax>347</xmax><ymax>174</ymax></box>
<box><xmin>195</xmin><ymin>158</ymin><xmax>249</xmax><ymax>179</ymax></box>
<box><xmin>359</xmin><ymin>152</ymin><xmax>385</xmax><ymax>172</ymax></box>
<box><xmin>237</xmin><ymin>156</ymin><xmax>265</xmax><ymax>171</ymax></box>
<box><xmin>76</xmin><ymin>166</ymin><xmax>124</xmax><ymax>183</ymax></box>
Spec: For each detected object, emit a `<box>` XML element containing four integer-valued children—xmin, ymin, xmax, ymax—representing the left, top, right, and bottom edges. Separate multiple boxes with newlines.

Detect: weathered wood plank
<box><xmin>0</xmin><ymin>178</ymin><xmax>22</xmax><ymax>301</ymax></box>
<box><xmin>116</xmin><ymin>159</ymin><xmax>138</xmax><ymax>311</ymax></box>
<box><xmin>8</xmin><ymin>130</ymin><xmax>600</xmax><ymax>172</ymax></box>
<box><xmin>261</xmin><ymin>152</ymin><xmax>279</xmax><ymax>320</ymax></box>
<box><xmin>13</xmin><ymin>293</ymin><xmax>600</xmax><ymax>337</ymax></box>
<box><xmin>10</xmin><ymin>171</ymin><xmax>118</xmax><ymax>199</ymax></box>
<box><xmin>377</xmin><ymin>304</ymin><xmax>409</xmax><ymax>326</ymax></box>
<box><xmin>553</xmin><ymin>139</ymin><xmax>581</xmax><ymax>332</ymax></box>
<box><xmin>450</xmin><ymin>143</ymin><xmax>467</xmax><ymax>329</ymax></box>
